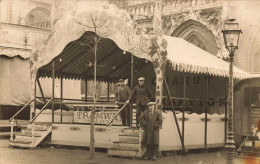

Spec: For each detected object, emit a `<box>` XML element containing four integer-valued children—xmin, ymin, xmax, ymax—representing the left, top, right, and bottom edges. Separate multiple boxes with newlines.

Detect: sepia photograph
<box><xmin>0</xmin><ymin>0</ymin><xmax>260</xmax><ymax>163</ymax></box>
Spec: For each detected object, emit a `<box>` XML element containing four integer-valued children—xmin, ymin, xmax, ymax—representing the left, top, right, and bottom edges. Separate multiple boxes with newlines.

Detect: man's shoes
<box><xmin>151</xmin><ymin>156</ymin><xmax>156</xmax><ymax>161</ymax></box>
<box><xmin>141</xmin><ymin>156</ymin><xmax>148</xmax><ymax>160</ymax></box>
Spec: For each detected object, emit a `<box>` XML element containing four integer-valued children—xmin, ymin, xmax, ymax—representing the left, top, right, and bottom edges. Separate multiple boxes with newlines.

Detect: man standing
<box><xmin>126</xmin><ymin>77</ymin><xmax>152</xmax><ymax>127</ymax></box>
<box><xmin>115</xmin><ymin>79</ymin><xmax>131</xmax><ymax>126</ymax></box>
<box><xmin>139</xmin><ymin>102</ymin><xmax>162</xmax><ymax>161</ymax></box>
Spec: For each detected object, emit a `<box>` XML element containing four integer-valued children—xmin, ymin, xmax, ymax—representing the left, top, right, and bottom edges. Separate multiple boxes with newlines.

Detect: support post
<box><xmin>107</xmin><ymin>82</ymin><xmax>110</xmax><ymax>102</ymax></box>
<box><xmin>85</xmin><ymin>78</ymin><xmax>88</xmax><ymax>102</ymax></box>
<box><xmin>33</xmin><ymin>77</ymin><xmax>37</xmax><ymax>120</ymax></box>
<box><xmin>10</xmin><ymin>120</ymin><xmax>14</xmax><ymax>141</ymax></box>
<box><xmin>224</xmin><ymin>79</ymin><xmax>228</xmax><ymax>145</ymax></box>
<box><xmin>204</xmin><ymin>76</ymin><xmax>208</xmax><ymax>152</ymax></box>
<box><xmin>164</xmin><ymin>76</ymin><xmax>184</xmax><ymax>151</ymax></box>
<box><xmin>60</xmin><ymin>77</ymin><xmax>63</xmax><ymax>123</ymax></box>
<box><xmin>182</xmin><ymin>74</ymin><xmax>186</xmax><ymax>152</ymax></box>
<box><xmin>130</xmin><ymin>54</ymin><xmax>134</xmax><ymax>128</ymax></box>
<box><xmin>52</xmin><ymin>60</ymin><xmax>55</xmax><ymax>123</ymax></box>
<box><xmin>36</xmin><ymin>77</ymin><xmax>46</xmax><ymax>104</ymax></box>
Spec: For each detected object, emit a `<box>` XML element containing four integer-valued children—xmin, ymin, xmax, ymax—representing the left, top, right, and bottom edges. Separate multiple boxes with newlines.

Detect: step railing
<box><xmin>9</xmin><ymin>99</ymin><xmax>33</xmax><ymax>140</ymax></box>
<box><xmin>30</xmin><ymin>98</ymin><xmax>53</xmax><ymax>147</ymax></box>
<box><xmin>30</xmin><ymin>98</ymin><xmax>54</xmax><ymax>123</ymax></box>
<box><xmin>106</xmin><ymin>103</ymin><xmax>127</xmax><ymax>127</ymax></box>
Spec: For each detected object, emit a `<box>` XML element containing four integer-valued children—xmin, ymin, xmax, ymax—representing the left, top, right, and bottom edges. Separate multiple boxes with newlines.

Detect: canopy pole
<box><xmin>60</xmin><ymin>77</ymin><xmax>63</xmax><ymax>123</ymax></box>
<box><xmin>36</xmin><ymin>77</ymin><xmax>46</xmax><ymax>104</ymax></box>
<box><xmin>52</xmin><ymin>60</ymin><xmax>55</xmax><ymax>123</ymax></box>
<box><xmin>182</xmin><ymin>74</ymin><xmax>186</xmax><ymax>153</ymax></box>
<box><xmin>33</xmin><ymin>77</ymin><xmax>36</xmax><ymax>119</ymax></box>
<box><xmin>204</xmin><ymin>76</ymin><xmax>208</xmax><ymax>152</ymax></box>
<box><xmin>163</xmin><ymin>76</ymin><xmax>184</xmax><ymax>151</ymax></box>
<box><xmin>130</xmin><ymin>54</ymin><xmax>134</xmax><ymax>128</ymax></box>
<box><xmin>107</xmin><ymin>82</ymin><xmax>110</xmax><ymax>102</ymax></box>
<box><xmin>85</xmin><ymin>78</ymin><xmax>88</xmax><ymax>102</ymax></box>
<box><xmin>131</xmin><ymin>54</ymin><xmax>134</xmax><ymax>90</ymax></box>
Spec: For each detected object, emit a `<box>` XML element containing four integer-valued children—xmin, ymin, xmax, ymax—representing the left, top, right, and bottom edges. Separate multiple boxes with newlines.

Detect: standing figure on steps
<box><xmin>139</xmin><ymin>102</ymin><xmax>162</xmax><ymax>161</ymax></box>
<box><xmin>115</xmin><ymin>79</ymin><xmax>131</xmax><ymax>126</ymax></box>
<box><xmin>126</xmin><ymin>77</ymin><xmax>152</xmax><ymax>127</ymax></box>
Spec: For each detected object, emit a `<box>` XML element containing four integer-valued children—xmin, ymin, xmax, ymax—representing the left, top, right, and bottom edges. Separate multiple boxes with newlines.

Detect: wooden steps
<box><xmin>9</xmin><ymin>123</ymin><xmax>52</xmax><ymax>148</ymax></box>
<box><xmin>107</xmin><ymin>128</ymin><xmax>144</xmax><ymax>158</ymax></box>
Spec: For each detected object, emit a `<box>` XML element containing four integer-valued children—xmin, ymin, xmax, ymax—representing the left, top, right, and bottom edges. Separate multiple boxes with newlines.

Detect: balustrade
<box><xmin>123</xmin><ymin>0</ymin><xmax>220</xmax><ymax>19</ymax></box>
<box><xmin>30</xmin><ymin>21</ymin><xmax>51</xmax><ymax>29</ymax></box>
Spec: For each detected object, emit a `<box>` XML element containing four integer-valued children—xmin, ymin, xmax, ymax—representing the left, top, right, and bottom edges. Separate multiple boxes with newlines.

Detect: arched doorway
<box><xmin>26</xmin><ymin>7</ymin><xmax>51</xmax><ymax>29</ymax></box>
<box><xmin>171</xmin><ymin>19</ymin><xmax>218</xmax><ymax>55</ymax></box>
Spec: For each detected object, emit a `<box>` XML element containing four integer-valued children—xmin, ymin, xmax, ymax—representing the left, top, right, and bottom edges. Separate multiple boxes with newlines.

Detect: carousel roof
<box><xmin>38</xmin><ymin>34</ymin><xmax>249</xmax><ymax>81</ymax></box>
<box><xmin>164</xmin><ymin>35</ymin><xmax>249</xmax><ymax>79</ymax></box>
<box><xmin>37</xmin><ymin>31</ymin><xmax>148</xmax><ymax>82</ymax></box>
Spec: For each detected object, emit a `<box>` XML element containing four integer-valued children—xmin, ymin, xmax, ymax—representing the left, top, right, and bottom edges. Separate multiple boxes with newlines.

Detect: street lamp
<box><xmin>222</xmin><ymin>18</ymin><xmax>242</xmax><ymax>164</ymax></box>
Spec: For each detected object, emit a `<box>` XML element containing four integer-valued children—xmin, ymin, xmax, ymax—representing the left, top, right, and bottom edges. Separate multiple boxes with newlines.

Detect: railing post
<box><xmin>10</xmin><ymin>119</ymin><xmax>14</xmax><ymax>141</ymax></box>
<box><xmin>138</xmin><ymin>127</ymin><xmax>143</xmax><ymax>157</ymax></box>
<box><xmin>32</xmin><ymin>122</ymin><xmax>35</xmax><ymax>147</ymax></box>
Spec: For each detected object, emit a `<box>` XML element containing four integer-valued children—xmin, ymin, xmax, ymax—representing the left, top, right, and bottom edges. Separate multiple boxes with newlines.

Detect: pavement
<box><xmin>0</xmin><ymin>137</ymin><xmax>259</xmax><ymax>164</ymax></box>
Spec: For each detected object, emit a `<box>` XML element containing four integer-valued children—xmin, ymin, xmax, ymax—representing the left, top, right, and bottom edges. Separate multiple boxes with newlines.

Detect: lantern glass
<box><xmin>222</xmin><ymin>19</ymin><xmax>242</xmax><ymax>53</ymax></box>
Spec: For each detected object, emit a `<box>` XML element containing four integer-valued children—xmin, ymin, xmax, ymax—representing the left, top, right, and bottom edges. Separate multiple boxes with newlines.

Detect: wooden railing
<box><xmin>106</xmin><ymin>103</ymin><xmax>127</xmax><ymax>127</ymax></box>
<box><xmin>9</xmin><ymin>99</ymin><xmax>33</xmax><ymax>141</ymax></box>
<box><xmin>30</xmin><ymin>98</ymin><xmax>54</xmax><ymax>123</ymax></box>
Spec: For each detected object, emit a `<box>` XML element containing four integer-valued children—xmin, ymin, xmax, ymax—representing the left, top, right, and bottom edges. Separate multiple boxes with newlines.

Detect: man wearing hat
<box><xmin>126</xmin><ymin>77</ymin><xmax>152</xmax><ymax>127</ymax></box>
<box><xmin>115</xmin><ymin>79</ymin><xmax>131</xmax><ymax>126</ymax></box>
<box><xmin>139</xmin><ymin>102</ymin><xmax>162</xmax><ymax>161</ymax></box>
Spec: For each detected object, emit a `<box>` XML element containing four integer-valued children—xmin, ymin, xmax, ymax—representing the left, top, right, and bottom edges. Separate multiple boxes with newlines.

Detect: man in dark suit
<box><xmin>139</xmin><ymin>102</ymin><xmax>162</xmax><ymax>161</ymax></box>
<box><xmin>126</xmin><ymin>77</ymin><xmax>152</xmax><ymax>127</ymax></box>
<box><xmin>115</xmin><ymin>79</ymin><xmax>131</xmax><ymax>126</ymax></box>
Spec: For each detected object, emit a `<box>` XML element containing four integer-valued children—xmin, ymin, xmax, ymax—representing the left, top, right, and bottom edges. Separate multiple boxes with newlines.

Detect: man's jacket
<box><xmin>129</xmin><ymin>85</ymin><xmax>152</xmax><ymax>106</ymax></box>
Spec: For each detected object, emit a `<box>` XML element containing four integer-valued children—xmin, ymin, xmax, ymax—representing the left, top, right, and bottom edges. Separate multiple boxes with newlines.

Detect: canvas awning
<box><xmin>164</xmin><ymin>35</ymin><xmax>249</xmax><ymax>79</ymax></box>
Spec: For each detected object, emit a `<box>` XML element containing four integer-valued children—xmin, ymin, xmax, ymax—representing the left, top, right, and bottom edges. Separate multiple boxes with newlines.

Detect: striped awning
<box><xmin>164</xmin><ymin>35</ymin><xmax>249</xmax><ymax>79</ymax></box>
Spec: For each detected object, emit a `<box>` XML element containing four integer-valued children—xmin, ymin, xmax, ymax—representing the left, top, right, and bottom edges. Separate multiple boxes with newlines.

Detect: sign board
<box><xmin>73</xmin><ymin>105</ymin><xmax>122</xmax><ymax>125</ymax></box>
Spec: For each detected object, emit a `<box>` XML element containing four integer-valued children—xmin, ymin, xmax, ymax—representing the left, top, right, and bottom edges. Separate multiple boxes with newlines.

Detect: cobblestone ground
<box><xmin>0</xmin><ymin>137</ymin><xmax>259</xmax><ymax>164</ymax></box>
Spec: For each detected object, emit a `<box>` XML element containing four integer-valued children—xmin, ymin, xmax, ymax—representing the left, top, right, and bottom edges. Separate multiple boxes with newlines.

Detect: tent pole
<box><xmin>33</xmin><ymin>77</ymin><xmax>36</xmax><ymax>119</ymax></box>
<box><xmin>204</xmin><ymin>76</ymin><xmax>208</xmax><ymax>152</ymax></box>
<box><xmin>107</xmin><ymin>82</ymin><xmax>110</xmax><ymax>102</ymax></box>
<box><xmin>85</xmin><ymin>78</ymin><xmax>88</xmax><ymax>102</ymax></box>
<box><xmin>60</xmin><ymin>77</ymin><xmax>63</xmax><ymax>123</ymax></box>
<box><xmin>52</xmin><ymin>60</ymin><xmax>55</xmax><ymax>123</ymax></box>
<box><xmin>163</xmin><ymin>76</ymin><xmax>184</xmax><ymax>150</ymax></box>
<box><xmin>130</xmin><ymin>54</ymin><xmax>134</xmax><ymax>128</ymax></box>
<box><xmin>182</xmin><ymin>74</ymin><xmax>186</xmax><ymax>153</ymax></box>
<box><xmin>131</xmin><ymin>54</ymin><xmax>134</xmax><ymax>91</ymax></box>
<box><xmin>36</xmin><ymin>77</ymin><xmax>46</xmax><ymax>104</ymax></box>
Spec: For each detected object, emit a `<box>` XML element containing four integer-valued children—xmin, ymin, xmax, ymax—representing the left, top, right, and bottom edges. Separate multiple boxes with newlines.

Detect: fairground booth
<box><xmin>8</xmin><ymin>2</ymin><xmax>249</xmax><ymax>157</ymax></box>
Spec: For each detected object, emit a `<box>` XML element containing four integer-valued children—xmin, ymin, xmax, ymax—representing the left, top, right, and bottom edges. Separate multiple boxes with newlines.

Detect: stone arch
<box><xmin>26</xmin><ymin>7</ymin><xmax>51</xmax><ymax>25</ymax></box>
<box><xmin>248</xmin><ymin>24</ymin><xmax>260</xmax><ymax>72</ymax></box>
<box><xmin>171</xmin><ymin>19</ymin><xmax>218</xmax><ymax>55</ymax></box>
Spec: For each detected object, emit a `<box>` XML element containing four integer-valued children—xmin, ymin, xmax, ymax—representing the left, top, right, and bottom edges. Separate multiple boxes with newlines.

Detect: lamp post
<box><xmin>222</xmin><ymin>19</ymin><xmax>242</xmax><ymax>164</ymax></box>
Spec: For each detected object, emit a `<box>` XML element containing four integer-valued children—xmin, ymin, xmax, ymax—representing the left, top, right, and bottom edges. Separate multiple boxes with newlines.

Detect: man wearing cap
<box><xmin>139</xmin><ymin>102</ymin><xmax>162</xmax><ymax>161</ymax></box>
<box><xmin>126</xmin><ymin>77</ymin><xmax>152</xmax><ymax>127</ymax></box>
<box><xmin>115</xmin><ymin>79</ymin><xmax>131</xmax><ymax>126</ymax></box>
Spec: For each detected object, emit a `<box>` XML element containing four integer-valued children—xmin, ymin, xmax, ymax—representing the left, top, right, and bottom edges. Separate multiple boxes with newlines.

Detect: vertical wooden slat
<box><xmin>182</xmin><ymin>74</ymin><xmax>186</xmax><ymax>150</ymax></box>
<box><xmin>224</xmin><ymin>78</ymin><xmax>228</xmax><ymax>144</ymax></box>
<box><xmin>85</xmin><ymin>78</ymin><xmax>88</xmax><ymax>102</ymax></box>
<box><xmin>107</xmin><ymin>82</ymin><xmax>110</xmax><ymax>102</ymax></box>
<box><xmin>204</xmin><ymin>76</ymin><xmax>208</xmax><ymax>152</ymax></box>
<box><xmin>52</xmin><ymin>61</ymin><xmax>55</xmax><ymax>123</ymax></box>
<box><xmin>130</xmin><ymin>54</ymin><xmax>134</xmax><ymax>128</ymax></box>
<box><xmin>60</xmin><ymin>77</ymin><xmax>63</xmax><ymax>123</ymax></box>
<box><xmin>164</xmin><ymin>76</ymin><xmax>184</xmax><ymax>151</ymax></box>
